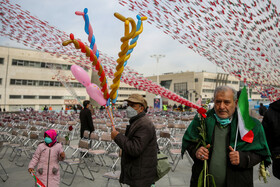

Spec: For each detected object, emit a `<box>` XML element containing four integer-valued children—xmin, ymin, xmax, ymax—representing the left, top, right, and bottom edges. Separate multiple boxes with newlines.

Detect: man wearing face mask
<box><xmin>111</xmin><ymin>94</ymin><xmax>157</xmax><ymax>187</ymax></box>
<box><xmin>181</xmin><ymin>86</ymin><xmax>271</xmax><ymax>187</ymax></box>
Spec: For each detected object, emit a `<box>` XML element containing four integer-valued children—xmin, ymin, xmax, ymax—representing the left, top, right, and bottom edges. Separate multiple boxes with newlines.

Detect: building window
<box><xmin>174</xmin><ymin>82</ymin><xmax>188</xmax><ymax>96</ymax></box>
<box><xmin>0</xmin><ymin>58</ymin><xmax>4</xmax><ymax>64</ymax></box>
<box><xmin>160</xmin><ymin>80</ymin><xmax>172</xmax><ymax>89</ymax></box>
<box><xmin>10</xmin><ymin>79</ymin><xmax>66</xmax><ymax>87</ymax></box>
<box><xmin>204</xmin><ymin>78</ymin><xmax>216</xmax><ymax>82</ymax></box>
<box><xmin>10</xmin><ymin>79</ymin><xmax>15</xmax><ymax>85</ymax></box>
<box><xmin>69</xmin><ymin>82</ymin><xmax>84</xmax><ymax>88</ymax></box>
<box><xmin>119</xmin><ymin>94</ymin><xmax>130</xmax><ymax>97</ymax></box>
<box><xmin>44</xmin><ymin>81</ymin><xmax>50</xmax><ymax>86</ymax></box>
<box><xmin>232</xmin><ymin>81</ymin><xmax>238</xmax><ymax>84</ymax></box>
<box><xmin>202</xmin><ymin>89</ymin><xmax>215</xmax><ymax>93</ymax></box>
<box><xmin>195</xmin><ymin>78</ymin><xmax>198</xmax><ymax>82</ymax></box>
<box><xmin>39</xmin><ymin>96</ymin><xmax>50</xmax><ymax>99</ymax></box>
<box><xmin>54</xmin><ymin>82</ymin><xmax>62</xmax><ymax>87</ymax></box>
<box><xmin>9</xmin><ymin>95</ymin><xmax>21</xmax><ymax>99</ymax></box>
<box><xmin>0</xmin><ymin>78</ymin><xmax>2</xmax><ymax>85</ymax></box>
<box><xmin>12</xmin><ymin>59</ymin><xmax>17</xmax><ymax>65</ymax></box>
<box><xmin>23</xmin><ymin>95</ymin><xmax>36</xmax><ymax>99</ymax></box>
<box><xmin>15</xmin><ymin>79</ymin><xmax>22</xmax><ymax>85</ymax></box>
<box><xmin>27</xmin><ymin>80</ymin><xmax>34</xmax><ymax>86</ymax></box>
<box><xmin>52</xmin><ymin>96</ymin><xmax>63</xmax><ymax>99</ymax></box>
<box><xmin>11</xmin><ymin>59</ymin><xmax>71</xmax><ymax>70</ymax></box>
<box><xmin>77</xmin><ymin>96</ymin><xmax>86</xmax><ymax>100</ymax></box>
<box><xmin>10</xmin><ymin>79</ymin><xmax>38</xmax><ymax>86</ymax></box>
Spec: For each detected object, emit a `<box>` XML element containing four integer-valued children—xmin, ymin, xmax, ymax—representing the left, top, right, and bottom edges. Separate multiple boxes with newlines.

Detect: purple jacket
<box><xmin>29</xmin><ymin>142</ymin><xmax>64</xmax><ymax>187</ymax></box>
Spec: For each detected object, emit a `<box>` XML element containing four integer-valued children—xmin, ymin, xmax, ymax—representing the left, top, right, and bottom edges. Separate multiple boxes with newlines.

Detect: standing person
<box><xmin>43</xmin><ymin>105</ymin><xmax>48</xmax><ymax>111</ymax></box>
<box><xmin>28</xmin><ymin>129</ymin><xmax>65</xmax><ymax>187</ymax></box>
<box><xmin>79</xmin><ymin>100</ymin><xmax>94</xmax><ymax>138</ymax></box>
<box><xmin>181</xmin><ymin>86</ymin><xmax>271</xmax><ymax>187</ymax></box>
<box><xmin>111</xmin><ymin>94</ymin><xmax>157</xmax><ymax>187</ymax></box>
<box><xmin>262</xmin><ymin>99</ymin><xmax>280</xmax><ymax>180</ymax></box>
<box><xmin>259</xmin><ymin>103</ymin><xmax>267</xmax><ymax>116</ymax></box>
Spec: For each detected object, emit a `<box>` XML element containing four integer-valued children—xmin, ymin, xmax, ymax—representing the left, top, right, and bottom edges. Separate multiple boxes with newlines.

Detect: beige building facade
<box><xmin>145</xmin><ymin>71</ymin><xmax>267</xmax><ymax>107</ymax></box>
<box><xmin>0</xmin><ymin>46</ymin><xmax>145</xmax><ymax>111</ymax></box>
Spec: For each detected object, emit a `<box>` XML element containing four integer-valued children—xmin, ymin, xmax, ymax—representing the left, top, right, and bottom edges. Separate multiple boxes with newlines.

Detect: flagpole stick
<box><xmin>234</xmin><ymin>123</ymin><xmax>239</xmax><ymax>151</ymax></box>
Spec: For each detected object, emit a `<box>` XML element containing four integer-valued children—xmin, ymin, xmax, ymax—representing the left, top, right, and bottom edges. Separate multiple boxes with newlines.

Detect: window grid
<box><xmin>174</xmin><ymin>82</ymin><xmax>188</xmax><ymax>95</ymax></box>
<box><xmin>12</xmin><ymin>59</ymin><xmax>73</xmax><ymax>71</ymax></box>
<box><xmin>10</xmin><ymin>79</ymin><xmax>82</xmax><ymax>88</ymax></box>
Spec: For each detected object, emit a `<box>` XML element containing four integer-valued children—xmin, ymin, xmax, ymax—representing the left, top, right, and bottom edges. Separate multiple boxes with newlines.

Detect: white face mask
<box><xmin>126</xmin><ymin>106</ymin><xmax>138</xmax><ymax>118</ymax></box>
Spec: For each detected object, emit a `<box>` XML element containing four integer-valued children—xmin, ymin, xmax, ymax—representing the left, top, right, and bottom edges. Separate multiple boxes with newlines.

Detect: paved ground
<box><xmin>0</xmin><ymin>144</ymin><xmax>279</xmax><ymax>187</ymax></box>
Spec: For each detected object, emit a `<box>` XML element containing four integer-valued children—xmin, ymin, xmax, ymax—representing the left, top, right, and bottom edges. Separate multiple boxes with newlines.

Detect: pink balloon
<box><xmin>71</xmin><ymin>65</ymin><xmax>91</xmax><ymax>87</ymax></box>
<box><xmin>86</xmin><ymin>83</ymin><xmax>106</xmax><ymax>106</ymax></box>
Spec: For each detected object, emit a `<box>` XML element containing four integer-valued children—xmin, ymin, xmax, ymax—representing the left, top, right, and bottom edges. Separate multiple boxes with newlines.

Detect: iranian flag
<box><xmin>31</xmin><ymin>173</ymin><xmax>46</xmax><ymax>187</ymax></box>
<box><xmin>237</xmin><ymin>87</ymin><xmax>255</xmax><ymax>143</ymax></box>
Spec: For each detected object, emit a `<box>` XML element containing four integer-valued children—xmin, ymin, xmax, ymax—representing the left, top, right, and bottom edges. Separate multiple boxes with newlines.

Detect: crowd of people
<box><xmin>1</xmin><ymin>85</ymin><xmax>279</xmax><ymax>187</ymax></box>
<box><xmin>76</xmin><ymin>87</ymin><xmax>279</xmax><ymax>187</ymax></box>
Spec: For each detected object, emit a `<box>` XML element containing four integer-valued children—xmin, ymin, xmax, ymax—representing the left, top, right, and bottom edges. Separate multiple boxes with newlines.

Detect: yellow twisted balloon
<box><xmin>62</xmin><ymin>34</ymin><xmax>109</xmax><ymax>99</ymax></box>
<box><xmin>109</xmin><ymin>13</ymin><xmax>146</xmax><ymax>102</ymax></box>
<box><xmin>123</xmin><ymin>16</ymin><xmax>147</xmax><ymax>63</ymax></box>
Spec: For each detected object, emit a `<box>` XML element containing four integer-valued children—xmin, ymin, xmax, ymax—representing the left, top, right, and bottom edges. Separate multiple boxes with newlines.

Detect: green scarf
<box><xmin>181</xmin><ymin>108</ymin><xmax>271</xmax><ymax>166</ymax></box>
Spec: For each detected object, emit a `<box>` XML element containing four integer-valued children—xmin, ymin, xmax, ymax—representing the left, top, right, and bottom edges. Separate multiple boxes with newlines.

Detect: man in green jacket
<box><xmin>181</xmin><ymin>86</ymin><xmax>271</xmax><ymax>187</ymax></box>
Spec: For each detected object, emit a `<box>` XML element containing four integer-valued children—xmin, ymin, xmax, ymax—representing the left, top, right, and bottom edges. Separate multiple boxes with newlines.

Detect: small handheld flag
<box><xmin>31</xmin><ymin>173</ymin><xmax>46</xmax><ymax>187</ymax></box>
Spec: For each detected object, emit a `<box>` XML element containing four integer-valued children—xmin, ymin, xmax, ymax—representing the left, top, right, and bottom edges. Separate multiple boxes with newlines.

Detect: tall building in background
<box><xmin>0</xmin><ymin>46</ymin><xmax>145</xmax><ymax>111</ymax></box>
<box><xmin>145</xmin><ymin>71</ymin><xmax>268</xmax><ymax>107</ymax></box>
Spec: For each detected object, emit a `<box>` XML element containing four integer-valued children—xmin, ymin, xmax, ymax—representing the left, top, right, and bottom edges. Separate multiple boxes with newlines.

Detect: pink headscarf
<box><xmin>44</xmin><ymin>129</ymin><xmax>58</xmax><ymax>147</ymax></box>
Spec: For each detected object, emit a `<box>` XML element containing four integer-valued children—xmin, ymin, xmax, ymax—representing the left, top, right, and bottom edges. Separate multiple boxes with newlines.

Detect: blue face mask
<box><xmin>214</xmin><ymin>114</ymin><xmax>231</xmax><ymax>126</ymax></box>
<box><xmin>44</xmin><ymin>137</ymin><xmax>52</xmax><ymax>144</ymax></box>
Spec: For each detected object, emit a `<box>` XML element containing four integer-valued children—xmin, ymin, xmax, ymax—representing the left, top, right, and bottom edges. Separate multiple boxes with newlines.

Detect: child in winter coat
<box><xmin>28</xmin><ymin>129</ymin><xmax>65</xmax><ymax>187</ymax></box>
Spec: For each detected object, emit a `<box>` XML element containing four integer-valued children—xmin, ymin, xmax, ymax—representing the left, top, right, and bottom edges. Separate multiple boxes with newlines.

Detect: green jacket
<box><xmin>181</xmin><ymin>108</ymin><xmax>271</xmax><ymax>187</ymax></box>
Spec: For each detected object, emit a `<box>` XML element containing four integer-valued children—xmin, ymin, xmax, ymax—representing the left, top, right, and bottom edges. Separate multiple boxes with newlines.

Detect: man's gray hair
<box><xmin>214</xmin><ymin>86</ymin><xmax>237</xmax><ymax>101</ymax></box>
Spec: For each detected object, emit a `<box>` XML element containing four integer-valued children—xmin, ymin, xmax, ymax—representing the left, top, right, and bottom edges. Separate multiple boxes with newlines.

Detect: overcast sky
<box><xmin>0</xmin><ymin>0</ymin><xmax>279</xmax><ymax>77</ymax></box>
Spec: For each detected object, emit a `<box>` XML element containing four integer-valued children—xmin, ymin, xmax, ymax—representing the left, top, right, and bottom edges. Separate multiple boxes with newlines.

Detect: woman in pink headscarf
<box><xmin>28</xmin><ymin>129</ymin><xmax>65</xmax><ymax>187</ymax></box>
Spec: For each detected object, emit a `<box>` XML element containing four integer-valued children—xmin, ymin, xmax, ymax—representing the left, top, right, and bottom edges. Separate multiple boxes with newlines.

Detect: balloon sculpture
<box><xmin>75</xmin><ymin>8</ymin><xmax>100</xmax><ymax>59</ymax></box>
<box><xmin>109</xmin><ymin>13</ymin><xmax>147</xmax><ymax>103</ymax></box>
<box><xmin>62</xmin><ymin>9</ymin><xmax>207</xmax><ymax>121</ymax></box>
<box><xmin>62</xmin><ymin>33</ymin><xmax>110</xmax><ymax>102</ymax></box>
<box><xmin>70</xmin><ymin>64</ymin><xmax>107</xmax><ymax>106</ymax></box>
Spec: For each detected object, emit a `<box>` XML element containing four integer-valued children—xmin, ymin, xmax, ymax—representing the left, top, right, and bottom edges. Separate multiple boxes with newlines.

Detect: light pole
<box><xmin>150</xmin><ymin>54</ymin><xmax>165</xmax><ymax>85</ymax></box>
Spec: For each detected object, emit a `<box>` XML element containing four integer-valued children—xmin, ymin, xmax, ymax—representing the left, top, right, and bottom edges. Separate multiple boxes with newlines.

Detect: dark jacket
<box><xmin>79</xmin><ymin>108</ymin><xmax>94</xmax><ymax>138</ymax></box>
<box><xmin>114</xmin><ymin>112</ymin><xmax>157</xmax><ymax>187</ymax></box>
<box><xmin>182</xmin><ymin>109</ymin><xmax>270</xmax><ymax>187</ymax></box>
<box><xmin>262</xmin><ymin>99</ymin><xmax>280</xmax><ymax>179</ymax></box>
